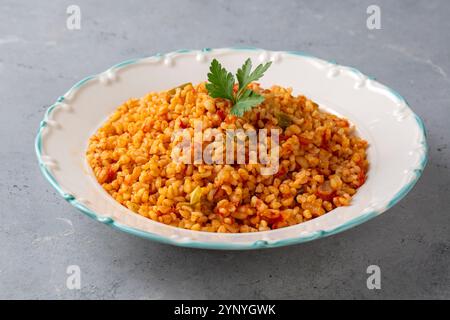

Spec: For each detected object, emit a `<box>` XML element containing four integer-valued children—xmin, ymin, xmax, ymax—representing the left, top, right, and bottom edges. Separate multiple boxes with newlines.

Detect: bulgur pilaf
<box><xmin>86</xmin><ymin>82</ymin><xmax>368</xmax><ymax>233</ymax></box>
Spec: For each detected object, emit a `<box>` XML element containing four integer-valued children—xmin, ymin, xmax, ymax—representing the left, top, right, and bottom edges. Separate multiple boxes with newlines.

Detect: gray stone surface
<box><xmin>0</xmin><ymin>0</ymin><xmax>449</xmax><ymax>299</ymax></box>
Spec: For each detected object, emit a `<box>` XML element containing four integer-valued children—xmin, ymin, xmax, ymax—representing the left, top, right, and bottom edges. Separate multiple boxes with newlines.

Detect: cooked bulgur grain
<box><xmin>86</xmin><ymin>82</ymin><xmax>368</xmax><ymax>233</ymax></box>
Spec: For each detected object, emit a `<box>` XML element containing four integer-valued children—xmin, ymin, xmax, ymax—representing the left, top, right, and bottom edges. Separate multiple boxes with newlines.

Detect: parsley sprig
<box><xmin>206</xmin><ymin>58</ymin><xmax>272</xmax><ymax>117</ymax></box>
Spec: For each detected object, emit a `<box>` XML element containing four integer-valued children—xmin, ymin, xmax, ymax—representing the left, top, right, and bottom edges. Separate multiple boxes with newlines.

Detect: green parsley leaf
<box><xmin>236</xmin><ymin>58</ymin><xmax>272</xmax><ymax>98</ymax></box>
<box><xmin>236</xmin><ymin>58</ymin><xmax>253</xmax><ymax>90</ymax></box>
<box><xmin>205</xmin><ymin>58</ymin><xmax>272</xmax><ymax>117</ymax></box>
<box><xmin>231</xmin><ymin>90</ymin><xmax>265</xmax><ymax>117</ymax></box>
<box><xmin>205</xmin><ymin>59</ymin><xmax>235</xmax><ymax>103</ymax></box>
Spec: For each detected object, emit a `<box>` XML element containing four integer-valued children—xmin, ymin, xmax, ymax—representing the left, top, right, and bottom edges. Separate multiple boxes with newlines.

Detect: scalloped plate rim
<box><xmin>35</xmin><ymin>47</ymin><xmax>428</xmax><ymax>250</ymax></box>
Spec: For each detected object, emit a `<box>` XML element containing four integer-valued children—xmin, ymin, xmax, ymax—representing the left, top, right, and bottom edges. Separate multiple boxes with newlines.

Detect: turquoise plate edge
<box><xmin>35</xmin><ymin>47</ymin><xmax>428</xmax><ymax>250</ymax></box>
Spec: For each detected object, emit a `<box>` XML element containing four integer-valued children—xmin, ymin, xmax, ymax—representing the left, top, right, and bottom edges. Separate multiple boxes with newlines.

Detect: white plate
<box><xmin>35</xmin><ymin>48</ymin><xmax>427</xmax><ymax>250</ymax></box>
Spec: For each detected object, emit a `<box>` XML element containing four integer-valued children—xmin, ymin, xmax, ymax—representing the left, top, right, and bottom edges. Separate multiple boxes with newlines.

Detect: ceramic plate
<box><xmin>35</xmin><ymin>48</ymin><xmax>427</xmax><ymax>250</ymax></box>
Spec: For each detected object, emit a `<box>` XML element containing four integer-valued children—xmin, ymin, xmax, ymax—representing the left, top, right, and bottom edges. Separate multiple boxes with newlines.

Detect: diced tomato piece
<box><xmin>336</xmin><ymin>119</ymin><xmax>349</xmax><ymax>127</ymax></box>
<box><xmin>217</xmin><ymin>109</ymin><xmax>226</xmax><ymax>121</ymax></box>
<box><xmin>105</xmin><ymin>167</ymin><xmax>117</xmax><ymax>183</ymax></box>
<box><xmin>298</xmin><ymin>136</ymin><xmax>312</xmax><ymax>145</ymax></box>
<box><xmin>316</xmin><ymin>181</ymin><xmax>335</xmax><ymax>201</ymax></box>
<box><xmin>265</xmin><ymin>215</ymin><xmax>284</xmax><ymax>227</ymax></box>
<box><xmin>275</xmin><ymin>166</ymin><xmax>287</xmax><ymax>178</ymax></box>
<box><xmin>225</xmin><ymin>115</ymin><xmax>237</xmax><ymax>124</ymax></box>
<box><xmin>279</xmin><ymin>134</ymin><xmax>288</xmax><ymax>142</ymax></box>
<box><xmin>357</xmin><ymin>169</ymin><xmax>366</xmax><ymax>186</ymax></box>
<box><xmin>320</xmin><ymin>131</ymin><xmax>329</xmax><ymax>148</ymax></box>
<box><xmin>179</xmin><ymin>121</ymin><xmax>187</xmax><ymax>129</ymax></box>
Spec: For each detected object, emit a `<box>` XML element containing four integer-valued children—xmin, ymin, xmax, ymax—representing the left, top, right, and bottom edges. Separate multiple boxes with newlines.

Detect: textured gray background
<box><xmin>0</xmin><ymin>0</ymin><xmax>449</xmax><ymax>299</ymax></box>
